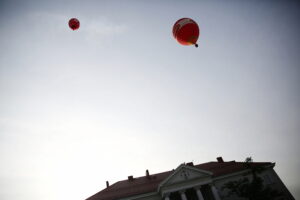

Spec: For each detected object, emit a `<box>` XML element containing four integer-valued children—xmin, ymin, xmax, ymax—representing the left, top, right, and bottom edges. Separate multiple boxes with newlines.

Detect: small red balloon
<box><xmin>69</xmin><ymin>18</ymin><xmax>80</xmax><ymax>31</ymax></box>
<box><xmin>173</xmin><ymin>18</ymin><xmax>200</xmax><ymax>47</ymax></box>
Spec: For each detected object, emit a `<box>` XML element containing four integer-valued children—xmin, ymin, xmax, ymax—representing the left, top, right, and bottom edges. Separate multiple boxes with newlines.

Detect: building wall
<box><xmin>214</xmin><ymin>168</ymin><xmax>295</xmax><ymax>200</ymax></box>
<box><xmin>121</xmin><ymin>167</ymin><xmax>294</xmax><ymax>200</ymax></box>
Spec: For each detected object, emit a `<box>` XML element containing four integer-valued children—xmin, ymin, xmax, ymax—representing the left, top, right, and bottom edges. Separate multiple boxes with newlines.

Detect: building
<box><xmin>86</xmin><ymin>157</ymin><xmax>295</xmax><ymax>200</ymax></box>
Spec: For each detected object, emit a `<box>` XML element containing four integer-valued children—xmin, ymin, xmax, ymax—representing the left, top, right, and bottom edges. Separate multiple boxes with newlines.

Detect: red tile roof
<box><xmin>86</xmin><ymin>161</ymin><xmax>272</xmax><ymax>200</ymax></box>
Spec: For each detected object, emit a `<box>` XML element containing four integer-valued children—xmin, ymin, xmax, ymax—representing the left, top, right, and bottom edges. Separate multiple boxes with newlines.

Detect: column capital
<box><xmin>209</xmin><ymin>182</ymin><xmax>218</xmax><ymax>188</ymax></box>
<box><xmin>164</xmin><ymin>193</ymin><xmax>170</xmax><ymax>197</ymax></box>
<box><xmin>179</xmin><ymin>190</ymin><xmax>186</xmax><ymax>194</ymax></box>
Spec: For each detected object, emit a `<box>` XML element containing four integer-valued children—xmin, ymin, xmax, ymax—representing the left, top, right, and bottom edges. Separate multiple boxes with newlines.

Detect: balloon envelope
<box><xmin>173</xmin><ymin>18</ymin><xmax>199</xmax><ymax>47</ymax></box>
<box><xmin>69</xmin><ymin>18</ymin><xmax>80</xmax><ymax>30</ymax></box>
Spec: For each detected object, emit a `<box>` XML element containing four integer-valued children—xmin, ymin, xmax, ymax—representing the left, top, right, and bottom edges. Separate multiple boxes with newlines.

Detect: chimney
<box><xmin>217</xmin><ymin>157</ymin><xmax>224</xmax><ymax>163</ymax></box>
<box><xmin>186</xmin><ymin>162</ymin><xmax>194</xmax><ymax>166</ymax></box>
<box><xmin>106</xmin><ymin>181</ymin><xmax>109</xmax><ymax>188</ymax></box>
<box><xmin>146</xmin><ymin>169</ymin><xmax>150</xmax><ymax>179</ymax></box>
<box><xmin>128</xmin><ymin>175</ymin><xmax>134</xmax><ymax>181</ymax></box>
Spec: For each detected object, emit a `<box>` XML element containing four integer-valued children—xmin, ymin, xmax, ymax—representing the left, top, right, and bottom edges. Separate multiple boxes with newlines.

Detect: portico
<box><xmin>164</xmin><ymin>184</ymin><xmax>220</xmax><ymax>200</ymax></box>
<box><xmin>86</xmin><ymin>157</ymin><xmax>295</xmax><ymax>200</ymax></box>
<box><xmin>159</xmin><ymin>164</ymin><xmax>221</xmax><ymax>200</ymax></box>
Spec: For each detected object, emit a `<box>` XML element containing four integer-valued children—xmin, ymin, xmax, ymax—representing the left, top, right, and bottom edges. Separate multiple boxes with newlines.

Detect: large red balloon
<box><xmin>173</xmin><ymin>18</ymin><xmax>200</xmax><ymax>47</ymax></box>
<box><xmin>69</xmin><ymin>18</ymin><xmax>80</xmax><ymax>31</ymax></box>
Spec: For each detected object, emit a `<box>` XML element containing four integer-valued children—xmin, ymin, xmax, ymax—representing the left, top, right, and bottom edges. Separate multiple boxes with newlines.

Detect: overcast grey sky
<box><xmin>0</xmin><ymin>0</ymin><xmax>300</xmax><ymax>200</ymax></box>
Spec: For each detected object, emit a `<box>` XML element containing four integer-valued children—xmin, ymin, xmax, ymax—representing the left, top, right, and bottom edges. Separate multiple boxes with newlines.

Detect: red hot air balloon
<box><xmin>173</xmin><ymin>18</ymin><xmax>200</xmax><ymax>47</ymax></box>
<box><xmin>69</xmin><ymin>18</ymin><xmax>80</xmax><ymax>30</ymax></box>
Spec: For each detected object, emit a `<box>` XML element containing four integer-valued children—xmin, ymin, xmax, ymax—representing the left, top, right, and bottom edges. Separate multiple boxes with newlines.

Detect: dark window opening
<box><xmin>185</xmin><ymin>188</ymin><xmax>198</xmax><ymax>200</ymax></box>
<box><xmin>170</xmin><ymin>192</ymin><xmax>181</xmax><ymax>200</ymax></box>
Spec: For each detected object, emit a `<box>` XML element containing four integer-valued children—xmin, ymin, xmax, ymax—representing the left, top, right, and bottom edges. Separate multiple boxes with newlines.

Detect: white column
<box><xmin>210</xmin><ymin>184</ymin><xmax>221</xmax><ymax>200</ymax></box>
<box><xmin>195</xmin><ymin>187</ymin><xmax>204</xmax><ymax>200</ymax></box>
<box><xmin>164</xmin><ymin>193</ymin><xmax>170</xmax><ymax>200</ymax></box>
<box><xmin>180</xmin><ymin>191</ymin><xmax>187</xmax><ymax>200</ymax></box>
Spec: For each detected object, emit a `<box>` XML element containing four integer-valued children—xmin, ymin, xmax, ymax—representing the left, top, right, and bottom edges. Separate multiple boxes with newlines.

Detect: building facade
<box><xmin>86</xmin><ymin>157</ymin><xmax>295</xmax><ymax>200</ymax></box>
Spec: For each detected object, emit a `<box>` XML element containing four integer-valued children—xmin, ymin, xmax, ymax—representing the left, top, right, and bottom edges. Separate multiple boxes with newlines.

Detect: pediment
<box><xmin>159</xmin><ymin>164</ymin><xmax>213</xmax><ymax>187</ymax></box>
